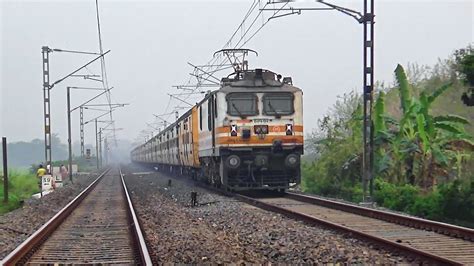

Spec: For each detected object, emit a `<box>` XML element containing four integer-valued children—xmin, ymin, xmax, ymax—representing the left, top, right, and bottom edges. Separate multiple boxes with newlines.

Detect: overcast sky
<box><xmin>1</xmin><ymin>1</ymin><xmax>473</xmax><ymax>148</ymax></box>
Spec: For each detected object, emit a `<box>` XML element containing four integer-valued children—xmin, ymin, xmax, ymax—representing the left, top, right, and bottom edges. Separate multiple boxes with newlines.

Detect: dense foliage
<box><xmin>374</xmin><ymin>179</ymin><xmax>474</xmax><ymax>227</ymax></box>
<box><xmin>303</xmin><ymin>47</ymin><xmax>474</xmax><ymax>227</ymax></box>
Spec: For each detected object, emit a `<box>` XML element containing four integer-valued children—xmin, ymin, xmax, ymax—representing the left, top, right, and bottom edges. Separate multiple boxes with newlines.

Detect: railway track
<box><xmin>145</xmin><ymin>165</ymin><xmax>474</xmax><ymax>264</ymax></box>
<box><xmin>234</xmin><ymin>191</ymin><xmax>474</xmax><ymax>265</ymax></box>
<box><xmin>1</xmin><ymin>167</ymin><xmax>152</xmax><ymax>265</ymax></box>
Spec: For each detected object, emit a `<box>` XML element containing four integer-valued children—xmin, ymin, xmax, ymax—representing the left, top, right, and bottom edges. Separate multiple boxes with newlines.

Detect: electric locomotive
<box><xmin>131</xmin><ymin>52</ymin><xmax>303</xmax><ymax>191</ymax></box>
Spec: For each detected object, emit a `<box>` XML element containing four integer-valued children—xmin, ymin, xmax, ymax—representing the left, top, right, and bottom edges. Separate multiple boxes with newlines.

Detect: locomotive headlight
<box><xmin>285</xmin><ymin>154</ymin><xmax>299</xmax><ymax>168</ymax></box>
<box><xmin>254</xmin><ymin>125</ymin><xmax>269</xmax><ymax>134</ymax></box>
<box><xmin>226</xmin><ymin>155</ymin><xmax>241</xmax><ymax>169</ymax></box>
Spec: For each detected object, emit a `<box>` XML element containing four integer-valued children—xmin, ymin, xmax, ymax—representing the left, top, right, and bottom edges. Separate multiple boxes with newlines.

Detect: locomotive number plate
<box><xmin>253</xmin><ymin>119</ymin><xmax>270</xmax><ymax>124</ymax></box>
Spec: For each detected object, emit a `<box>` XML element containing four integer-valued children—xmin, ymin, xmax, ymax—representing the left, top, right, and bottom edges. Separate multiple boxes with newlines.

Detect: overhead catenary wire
<box><xmin>154</xmin><ymin>0</ymin><xmax>283</xmax><ymax>133</ymax></box>
<box><xmin>95</xmin><ymin>0</ymin><xmax>117</xmax><ymax>144</ymax></box>
<box><xmin>182</xmin><ymin>0</ymin><xmax>289</xmax><ymax>88</ymax></box>
<box><xmin>168</xmin><ymin>1</ymin><xmax>268</xmax><ymax>103</ymax></box>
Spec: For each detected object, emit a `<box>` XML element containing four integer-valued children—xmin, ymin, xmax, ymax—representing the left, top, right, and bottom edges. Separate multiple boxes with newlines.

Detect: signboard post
<box><xmin>42</xmin><ymin>174</ymin><xmax>53</xmax><ymax>192</ymax></box>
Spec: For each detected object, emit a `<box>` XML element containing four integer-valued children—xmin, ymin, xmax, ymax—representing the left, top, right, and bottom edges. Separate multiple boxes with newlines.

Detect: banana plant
<box><xmin>376</xmin><ymin>64</ymin><xmax>473</xmax><ymax>188</ymax></box>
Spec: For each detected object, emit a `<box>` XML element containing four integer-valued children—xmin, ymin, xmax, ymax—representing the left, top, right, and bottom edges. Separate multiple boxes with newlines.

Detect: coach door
<box><xmin>208</xmin><ymin>94</ymin><xmax>216</xmax><ymax>154</ymax></box>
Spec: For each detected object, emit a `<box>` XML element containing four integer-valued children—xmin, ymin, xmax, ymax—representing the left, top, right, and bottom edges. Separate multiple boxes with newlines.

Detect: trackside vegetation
<box><xmin>303</xmin><ymin>46</ymin><xmax>474</xmax><ymax>228</ymax></box>
<box><xmin>0</xmin><ymin>157</ymin><xmax>96</xmax><ymax>215</ymax></box>
<box><xmin>0</xmin><ymin>169</ymin><xmax>39</xmax><ymax>215</ymax></box>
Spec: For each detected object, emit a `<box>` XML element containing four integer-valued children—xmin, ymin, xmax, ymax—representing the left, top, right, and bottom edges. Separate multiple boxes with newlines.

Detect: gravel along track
<box><xmin>123</xmin><ymin>166</ymin><xmax>409</xmax><ymax>264</ymax></box>
<box><xmin>0</xmin><ymin>172</ymin><xmax>98</xmax><ymax>259</ymax></box>
<box><xmin>257</xmin><ymin>196</ymin><xmax>474</xmax><ymax>264</ymax></box>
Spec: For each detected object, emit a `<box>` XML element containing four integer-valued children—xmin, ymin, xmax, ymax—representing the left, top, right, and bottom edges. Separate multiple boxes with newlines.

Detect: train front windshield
<box><xmin>226</xmin><ymin>93</ymin><xmax>258</xmax><ymax>117</ymax></box>
<box><xmin>262</xmin><ymin>93</ymin><xmax>294</xmax><ymax>116</ymax></box>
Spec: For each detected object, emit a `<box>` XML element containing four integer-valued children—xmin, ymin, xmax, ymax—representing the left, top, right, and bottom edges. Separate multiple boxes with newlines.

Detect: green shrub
<box><xmin>374</xmin><ymin>178</ymin><xmax>419</xmax><ymax>212</ymax></box>
<box><xmin>372</xmin><ymin>177</ymin><xmax>474</xmax><ymax>227</ymax></box>
<box><xmin>408</xmin><ymin>190</ymin><xmax>443</xmax><ymax>220</ymax></box>
<box><xmin>9</xmin><ymin>170</ymin><xmax>39</xmax><ymax>198</ymax></box>
<box><xmin>437</xmin><ymin>180</ymin><xmax>474</xmax><ymax>226</ymax></box>
<box><xmin>302</xmin><ymin>162</ymin><xmax>363</xmax><ymax>202</ymax></box>
<box><xmin>0</xmin><ymin>169</ymin><xmax>39</xmax><ymax>215</ymax></box>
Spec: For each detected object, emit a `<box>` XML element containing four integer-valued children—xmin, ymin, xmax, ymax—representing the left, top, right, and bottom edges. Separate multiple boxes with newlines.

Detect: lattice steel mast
<box><xmin>362</xmin><ymin>0</ymin><xmax>375</xmax><ymax>202</ymax></box>
<box><xmin>42</xmin><ymin>47</ymin><xmax>52</xmax><ymax>173</ymax></box>
<box><xmin>261</xmin><ymin>0</ymin><xmax>376</xmax><ymax>202</ymax></box>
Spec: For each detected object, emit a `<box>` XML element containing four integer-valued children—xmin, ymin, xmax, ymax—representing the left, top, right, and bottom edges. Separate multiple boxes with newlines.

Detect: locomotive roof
<box><xmin>219</xmin><ymin>68</ymin><xmax>301</xmax><ymax>92</ymax></box>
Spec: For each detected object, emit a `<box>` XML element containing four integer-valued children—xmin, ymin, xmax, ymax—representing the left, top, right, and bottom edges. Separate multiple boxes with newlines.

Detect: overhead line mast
<box><xmin>261</xmin><ymin>0</ymin><xmax>376</xmax><ymax>202</ymax></box>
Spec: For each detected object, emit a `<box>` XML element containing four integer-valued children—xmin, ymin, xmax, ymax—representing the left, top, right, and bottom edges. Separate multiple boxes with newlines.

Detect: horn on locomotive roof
<box><xmin>213</xmin><ymin>48</ymin><xmax>258</xmax><ymax>73</ymax></box>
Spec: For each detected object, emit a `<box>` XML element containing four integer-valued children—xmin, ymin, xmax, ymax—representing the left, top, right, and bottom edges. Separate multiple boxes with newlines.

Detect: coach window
<box><xmin>226</xmin><ymin>93</ymin><xmax>258</xmax><ymax>117</ymax></box>
<box><xmin>262</xmin><ymin>92</ymin><xmax>294</xmax><ymax>117</ymax></box>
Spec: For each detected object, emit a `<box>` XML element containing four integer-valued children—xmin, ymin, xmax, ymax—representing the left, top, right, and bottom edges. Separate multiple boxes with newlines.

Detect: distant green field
<box><xmin>0</xmin><ymin>169</ymin><xmax>39</xmax><ymax>215</ymax></box>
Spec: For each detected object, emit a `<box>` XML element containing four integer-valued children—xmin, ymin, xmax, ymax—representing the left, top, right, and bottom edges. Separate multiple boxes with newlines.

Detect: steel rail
<box><xmin>119</xmin><ymin>167</ymin><xmax>153</xmax><ymax>265</ymax></box>
<box><xmin>2</xmin><ymin>168</ymin><xmax>152</xmax><ymax>265</ymax></box>
<box><xmin>285</xmin><ymin>192</ymin><xmax>474</xmax><ymax>241</ymax></box>
<box><xmin>233</xmin><ymin>193</ymin><xmax>463</xmax><ymax>265</ymax></box>
<box><xmin>1</xmin><ymin>169</ymin><xmax>110</xmax><ymax>265</ymax></box>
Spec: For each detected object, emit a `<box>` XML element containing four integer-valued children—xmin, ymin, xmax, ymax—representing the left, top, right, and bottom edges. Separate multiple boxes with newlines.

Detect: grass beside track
<box><xmin>0</xmin><ymin>169</ymin><xmax>39</xmax><ymax>215</ymax></box>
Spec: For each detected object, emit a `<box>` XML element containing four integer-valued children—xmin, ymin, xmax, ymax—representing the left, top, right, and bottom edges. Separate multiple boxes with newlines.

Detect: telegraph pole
<box><xmin>98</xmin><ymin>128</ymin><xmax>102</xmax><ymax>168</ymax></box>
<box><xmin>95</xmin><ymin>119</ymin><xmax>99</xmax><ymax>169</ymax></box>
<box><xmin>2</xmin><ymin>137</ymin><xmax>8</xmax><ymax>203</ymax></box>
<box><xmin>67</xmin><ymin>87</ymin><xmax>73</xmax><ymax>182</ymax></box>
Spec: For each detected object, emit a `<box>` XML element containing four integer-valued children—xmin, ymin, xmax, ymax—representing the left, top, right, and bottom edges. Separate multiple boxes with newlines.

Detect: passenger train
<box><xmin>131</xmin><ymin>67</ymin><xmax>303</xmax><ymax>191</ymax></box>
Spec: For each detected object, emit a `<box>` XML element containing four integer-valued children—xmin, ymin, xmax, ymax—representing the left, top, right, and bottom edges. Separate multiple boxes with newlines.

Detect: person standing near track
<box><xmin>36</xmin><ymin>164</ymin><xmax>46</xmax><ymax>197</ymax></box>
<box><xmin>60</xmin><ymin>164</ymin><xmax>68</xmax><ymax>182</ymax></box>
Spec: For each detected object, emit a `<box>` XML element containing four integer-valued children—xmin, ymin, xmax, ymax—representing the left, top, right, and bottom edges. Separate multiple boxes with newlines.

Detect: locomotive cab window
<box><xmin>226</xmin><ymin>93</ymin><xmax>258</xmax><ymax>117</ymax></box>
<box><xmin>263</xmin><ymin>92</ymin><xmax>294</xmax><ymax>116</ymax></box>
